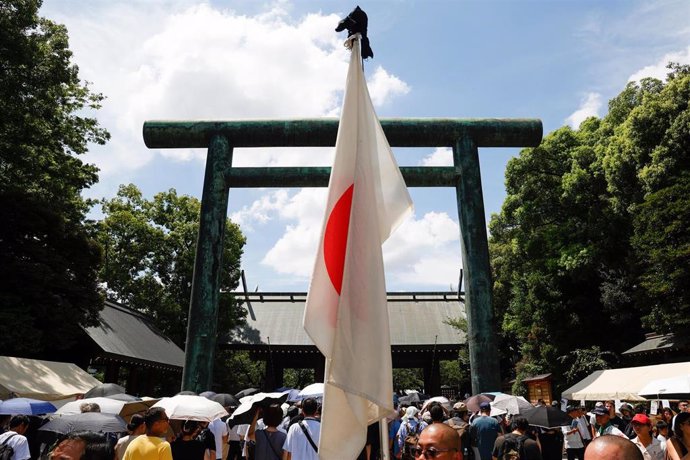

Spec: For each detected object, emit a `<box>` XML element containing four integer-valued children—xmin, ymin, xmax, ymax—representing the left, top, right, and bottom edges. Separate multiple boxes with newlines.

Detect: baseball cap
<box><xmin>566</xmin><ymin>405</ymin><xmax>579</xmax><ymax>413</ymax></box>
<box><xmin>479</xmin><ymin>402</ymin><xmax>491</xmax><ymax>410</ymax></box>
<box><xmin>632</xmin><ymin>414</ymin><xmax>650</xmax><ymax>425</ymax></box>
<box><xmin>592</xmin><ymin>406</ymin><xmax>609</xmax><ymax>416</ymax></box>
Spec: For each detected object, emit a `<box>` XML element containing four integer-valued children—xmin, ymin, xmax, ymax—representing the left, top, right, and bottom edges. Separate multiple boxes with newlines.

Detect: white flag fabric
<box><xmin>303</xmin><ymin>35</ymin><xmax>413</xmax><ymax>459</ymax></box>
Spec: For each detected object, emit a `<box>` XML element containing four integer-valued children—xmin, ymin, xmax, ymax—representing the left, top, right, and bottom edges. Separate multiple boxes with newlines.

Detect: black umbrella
<box><xmin>521</xmin><ymin>405</ymin><xmax>572</xmax><ymax>428</ymax></box>
<box><xmin>176</xmin><ymin>390</ymin><xmax>197</xmax><ymax>396</ymax></box>
<box><xmin>39</xmin><ymin>412</ymin><xmax>128</xmax><ymax>435</ymax></box>
<box><xmin>235</xmin><ymin>388</ymin><xmax>259</xmax><ymax>399</ymax></box>
<box><xmin>199</xmin><ymin>391</ymin><xmax>217</xmax><ymax>399</ymax></box>
<box><xmin>230</xmin><ymin>392</ymin><xmax>289</xmax><ymax>425</ymax></box>
<box><xmin>84</xmin><ymin>383</ymin><xmax>126</xmax><ymax>398</ymax></box>
<box><xmin>212</xmin><ymin>393</ymin><xmax>240</xmax><ymax>408</ymax></box>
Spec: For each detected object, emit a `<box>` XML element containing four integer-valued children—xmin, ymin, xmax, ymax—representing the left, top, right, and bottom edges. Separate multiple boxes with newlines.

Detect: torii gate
<box><xmin>143</xmin><ymin>118</ymin><xmax>542</xmax><ymax>394</ymax></box>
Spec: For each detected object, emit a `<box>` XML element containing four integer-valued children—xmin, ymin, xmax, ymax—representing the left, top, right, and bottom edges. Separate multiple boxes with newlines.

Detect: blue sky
<box><xmin>41</xmin><ymin>0</ymin><xmax>690</xmax><ymax>292</ymax></box>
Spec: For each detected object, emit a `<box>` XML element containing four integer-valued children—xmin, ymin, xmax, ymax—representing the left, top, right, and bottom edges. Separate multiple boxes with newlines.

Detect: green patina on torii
<box><xmin>142</xmin><ymin>118</ymin><xmax>542</xmax><ymax>394</ymax></box>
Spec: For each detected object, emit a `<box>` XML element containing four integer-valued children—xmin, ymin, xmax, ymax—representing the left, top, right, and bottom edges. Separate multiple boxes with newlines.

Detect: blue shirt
<box><xmin>471</xmin><ymin>416</ymin><xmax>501</xmax><ymax>460</ymax></box>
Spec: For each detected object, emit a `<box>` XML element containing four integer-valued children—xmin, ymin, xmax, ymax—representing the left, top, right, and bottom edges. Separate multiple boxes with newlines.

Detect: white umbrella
<box><xmin>421</xmin><ymin>396</ymin><xmax>452</xmax><ymax>412</ymax></box>
<box><xmin>490</xmin><ymin>406</ymin><xmax>508</xmax><ymax>417</ymax></box>
<box><xmin>152</xmin><ymin>395</ymin><xmax>228</xmax><ymax>422</ymax></box>
<box><xmin>639</xmin><ymin>376</ymin><xmax>690</xmax><ymax>399</ymax></box>
<box><xmin>298</xmin><ymin>383</ymin><xmax>324</xmax><ymax>400</ymax></box>
<box><xmin>56</xmin><ymin>397</ymin><xmax>155</xmax><ymax>419</ymax></box>
<box><xmin>491</xmin><ymin>394</ymin><xmax>534</xmax><ymax>415</ymax></box>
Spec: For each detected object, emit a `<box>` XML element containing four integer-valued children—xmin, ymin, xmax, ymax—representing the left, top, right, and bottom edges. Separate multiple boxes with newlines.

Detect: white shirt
<box><xmin>210</xmin><ymin>418</ymin><xmax>228</xmax><ymax>459</ymax></box>
<box><xmin>0</xmin><ymin>431</ymin><xmax>31</xmax><ymax>460</ymax></box>
<box><xmin>562</xmin><ymin>423</ymin><xmax>584</xmax><ymax>449</ymax></box>
<box><xmin>285</xmin><ymin>418</ymin><xmax>320</xmax><ymax>460</ymax></box>
<box><xmin>577</xmin><ymin>416</ymin><xmax>592</xmax><ymax>440</ymax></box>
<box><xmin>632</xmin><ymin>436</ymin><xmax>664</xmax><ymax>460</ymax></box>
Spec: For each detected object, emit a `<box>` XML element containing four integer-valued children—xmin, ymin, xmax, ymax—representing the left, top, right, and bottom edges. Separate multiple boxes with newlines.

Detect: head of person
<box><xmin>415</xmin><ymin>423</ymin><xmax>461</xmax><ymax>459</ymax></box>
<box><xmin>630</xmin><ymin>413</ymin><xmax>652</xmax><ymax>438</ymax></box>
<box><xmin>180</xmin><ymin>419</ymin><xmax>201</xmax><ymax>438</ymax></box>
<box><xmin>479</xmin><ymin>401</ymin><xmax>491</xmax><ymax>414</ymax></box>
<box><xmin>619</xmin><ymin>403</ymin><xmax>633</xmax><ymax>419</ymax></box>
<box><xmin>663</xmin><ymin>407</ymin><xmax>675</xmax><ymax>421</ymax></box>
<box><xmin>511</xmin><ymin>415</ymin><xmax>529</xmax><ymax>433</ymax></box>
<box><xmin>263</xmin><ymin>404</ymin><xmax>283</xmax><ymax>428</ymax></box>
<box><xmin>8</xmin><ymin>415</ymin><xmax>30</xmax><ymax>434</ymax></box>
<box><xmin>429</xmin><ymin>403</ymin><xmax>445</xmax><ymax>423</ymax></box>
<box><xmin>127</xmin><ymin>414</ymin><xmax>146</xmax><ymax>435</ymax></box>
<box><xmin>672</xmin><ymin>411</ymin><xmax>690</xmax><ymax>439</ymax></box>
<box><xmin>49</xmin><ymin>431</ymin><xmax>114</xmax><ymax>460</ymax></box>
<box><xmin>144</xmin><ymin>407</ymin><xmax>170</xmax><ymax>436</ymax></box>
<box><xmin>584</xmin><ymin>435</ymin><xmax>643</xmax><ymax>460</ymax></box>
<box><xmin>551</xmin><ymin>400</ymin><xmax>560</xmax><ymax>408</ymax></box>
<box><xmin>79</xmin><ymin>402</ymin><xmax>101</xmax><ymax>413</ymax></box>
<box><xmin>656</xmin><ymin>420</ymin><xmax>668</xmax><ymax>437</ymax></box>
<box><xmin>566</xmin><ymin>405</ymin><xmax>579</xmax><ymax>418</ymax></box>
<box><xmin>604</xmin><ymin>400</ymin><xmax>615</xmax><ymax>414</ymax></box>
<box><xmin>302</xmin><ymin>398</ymin><xmax>318</xmax><ymax>417</ymax></box>
<box><xmin>679</xmin><ymin>401</ymin><xmax>689</xmax><ymax>413</ymax></box>
<box><xmin>451</xmin><ymin>402</ymin><xmax>468</xmax><ymax>420</ymax></box>
<box><xmin>403</xmin><ymin>406</ymin><xmax>420</xmax><ymax>423</ymax></box>
<box><xmin>592</xmin><ymin>406</ymin><xmax>610</xmax><ymax>425</ymax></box>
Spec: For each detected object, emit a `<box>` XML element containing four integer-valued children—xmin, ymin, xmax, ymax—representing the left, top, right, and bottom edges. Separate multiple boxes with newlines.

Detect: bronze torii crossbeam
<box><xmin>143</xmin><ymin>118</ymin><xmax>542</xmax><ymax>394</ymax></box>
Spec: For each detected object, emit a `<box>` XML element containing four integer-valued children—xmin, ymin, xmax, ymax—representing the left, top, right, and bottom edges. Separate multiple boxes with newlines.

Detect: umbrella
<box><xmin>298</xmin><ymin>383</ymin><xmax>324</xmax><ymax>400</ymax></box>
<box><xmin>84</xmin><ymin>383</ymin><xmax>126</xmax><ymax>399</ymax></box>
<box><xmin>176</xmin><ymin>390</ymin><xmax>197</xmax><ymax>396</ymax></box>
<box><xmin>235</xmin><ymin>388</ymin><xmax>259</xmax><ymax>399</ymax></box>
<box><xmin>398</xmin><ymin>393</ymin><xmax>420</xmax><ymax>406</ymax></box>
<box><xmin>521</xmin><ymin>405</ymin><xmax>571</xmax><ymax>428</ymax></box>
<box><xmin>639</xmin><ymin>376</ymin><xmax>690</xmax><ymax>400</ymax></box>
<box><xmin>491</xmin><ymin>394</ymin><xmax>534</xmax><ymax>415</ymax></box>
<box><xmin>0</xmin><ymin>398</ymin><xmax>57</xmax><ymax>415</ymax></box>
<box><xmin>39</xmin><ymin>412</ymin><xmax>127</xmax><ymax>435</ymax></box>
<box><xmin>56</xmin><ymin>397</ymin><xmax>156</xmax><ymax>420</ymax></box>
<box><xmin>152</xmin><ymin>395</ymin><xmax>228</xmax><ymax>422</ymax></box>
<box><xmin>212</xmin><ymin>393</ymin><xmax>240</xmax><ymax>408</ymax></box>
<box><xmin>421</xmin><ymin>396</ymin><xmax>452</xmax><ymax>412</ymax></box>
<box><xmin>200</xmin><ymin>391</ymin><xmax>217</xmax><ymax>399</ymax></box>
<box><xmin>464</xmin><ymin>394</ymin><xmax>495</xmax><ymax>412</ymax></box>
<box><xmin>230</xmin><ymin>391</ymin><xmax>290</xmax><ymax>425</ymax></box>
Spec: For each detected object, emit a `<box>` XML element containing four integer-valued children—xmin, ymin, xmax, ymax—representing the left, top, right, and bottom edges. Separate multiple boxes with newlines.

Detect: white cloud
<box><xmin>565</xmin><ymin>92</ymin><xmax>603</xmax><ymax>129</ymax></box>
<box><xmin>42</xmin><ymin>2</ymin><xmax>410</xmax><ymax>179</ymax></box>
<box><xmin>628</xmin><ymin>45</ymin><xmax>690</xmax><ymax>82</ymax></box>
<box><xmin>420</xmin><ymin>147</ymin><xmax>452</xmax><ymax>166</ymax></box>
<box><xmin>229</xmin><ymin>190</ymin><xmax>290</xmax><ymax>231</ymax></box>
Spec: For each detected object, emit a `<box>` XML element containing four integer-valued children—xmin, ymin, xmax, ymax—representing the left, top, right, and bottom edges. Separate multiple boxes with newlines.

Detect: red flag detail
<box><xmin>323</xmin><ymin>184</ymin><xmax>354</xmax><ymax>295</ymax></box>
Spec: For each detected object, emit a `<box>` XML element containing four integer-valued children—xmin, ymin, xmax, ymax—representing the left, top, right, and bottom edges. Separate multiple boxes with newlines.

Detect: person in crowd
<box><xmin>170</xmin><ymin>420</ymin><xmax>206</xmax><ymax>460</ymax></box>
<box><xmin>80</xmin><ymin>402</ymin><xmax>102</xmax><ymax>413</ymax></box>
<box><xmin>430</xmin><ymin>404</ymin><xmax>446</xmax><ymax>424</ymax></box>
<box><xmin>629</xmin><ymin>413</ymin><xmax>663</xmax><ymax>460</ymax></box>
<box><xmin>662</xmin><ymin>408</ymin><xmax>676</xmax><ymax>427</ymax></box>
<box><xmin>584</xmin><ymin>435</ymin><xmax>643</xmax><ymax>460</ymax></box>
<box><xmin>470</xmin><ymin>402</ymin><xmax>501</xmax><ymax>460</ymax></box>
<box><xmin>396</xmin><ymin>405</ymin><xmax>426</xmax><ymax>458</ymax></box>
<box><xmin>357</xmin><ymin>421</ymin><xmax>380</xmax><ymax>460</ymax></box>
<box><xmin>225</xmin><ymin>413</ymin><xmax>242</xmax><ymax>460</ymax></box>
<box><xmin>575</xmin><ymin>406</ymin><xmax>592</xmax><ymax>449</ymax></box>
<box><xmin>491</xmin><ymin>415</ymin><xmax>541</xmax><ymax>460</ymax></box>
<box><xmin>249</xmin><ymin>404</ymin><xmax>286</xmax><ymax>460</ymax></box>
<box><xmin>679</xmin><ymin>401</ymin><xmax>690</xmax><ymax>413</ymax></box>
<box><xmin>284</xmin><ymin>398</ymin><xmax>319</xmax><ymax>460</ymax></box>
<box><xmin>389</xmin><ymin>407</ymin><xmax>404</xmax><ymax>459</ymax></box>
<box><xmin>414</xmin><ymin>423</ymin><xmax>462</xmax><ymax>460</ymax></box>
<box><xmin>208</xmin><ymin>416</ymin><xmax>227</xmax><ymax>460</ymax></box>
<box><xmin>122</xmin><ymin>407</ymin><xmax>173</xmax><ymax>460</ymax></box>
<box><xmin>537</xmin><ymin>426</ymin><xmax>562</xmax><ymax>460</ymax></box>
<box><xmin>666</xmin><ymin>411</ymin><xmax>690</xmax><ymax>460</ymax></box>
<box><xmin>115</xmin><ymin>414</ymin><xmax>146</xmax><ymax>460</ymax></box>
<box><xmin>0</xmin><ymin>415</ymin><xmax>30</xmax><ymax>460</ymax></box>
<box><xmin>196</xmin><ymin>422</ymin><xmax>216</xmax><ymax>460</ymax></box>
<box><xmin>655</xmin><ymin>420</ymin><xmax>668</xmax><ymax>457</ymax></box>
<box><xmin>588</xmin><ymin>403</ymin><xmax>604</xmax><ymax>439</ymax></box>
<box><xmin>446</xmin><ymin>403</ymin><xmax>471</xmax><ymax>459</ymax></box>
<box><xmin>604</xmin><ymin>401</ymin><xmax>627</xmax><ymax>433</ymax></box>
<box><xmin>49</xmin><ymin>431</ymin><xmax>115</xmax><ymax>460</ymax></box>
<box><xmin>562</xmin><ymin>406</ymin><xmax>585</xmax><ymax>460</ymax></box>
<box><xmin>591</xmin><ymin>406</ymin><xmax>626</xmax><ymax>438</ymax></box>
<box><xmin>619</xmin><ymin>403</ymin><xmax>635</xmax><ymax>438</ymax></box>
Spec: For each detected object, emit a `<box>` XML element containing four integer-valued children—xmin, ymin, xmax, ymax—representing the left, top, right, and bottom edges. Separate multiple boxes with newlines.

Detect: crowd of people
<box><xmin>2</xmin><ymin>395</ymin><xmax>690</xmax><ymax>460</ymax></box>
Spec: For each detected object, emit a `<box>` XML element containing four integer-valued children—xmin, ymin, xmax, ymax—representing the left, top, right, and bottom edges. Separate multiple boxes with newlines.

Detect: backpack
<box><xmin>499</xmin><ymin>433</ymin><xmax>528</xmax><ymax>460</ymax></box>
<box><xmin>402</xmin><ymin>422</ymin><xmax>422</xmax><ymax>460</ymax></box>
<box><xmin>0</xmin><ymin>433</ymin><xmax>17</xmax><ymax>460</ymax></box>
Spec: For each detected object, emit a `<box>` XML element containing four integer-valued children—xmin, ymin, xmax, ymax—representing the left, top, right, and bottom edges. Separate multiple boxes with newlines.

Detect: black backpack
<box><xmin>499</xmin><ymin>433</ymin><xmax>528</xmax><ymax>460</ymax></box>
<box><xmin>0</xmin><ymin>434</ymin><xmax>17</xmax><ymax>460</ymax></box>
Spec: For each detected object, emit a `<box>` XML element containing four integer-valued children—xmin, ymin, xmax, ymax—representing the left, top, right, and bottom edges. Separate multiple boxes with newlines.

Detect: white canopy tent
<box><xmin>0</xmin><ymin>356</ymin><xmax>101</xmax><ymax>401</ymax></box>
<box><xmin>561</xmin><ymin>361</ymin><xmax>690</xmax><ymax>401</ymax></box>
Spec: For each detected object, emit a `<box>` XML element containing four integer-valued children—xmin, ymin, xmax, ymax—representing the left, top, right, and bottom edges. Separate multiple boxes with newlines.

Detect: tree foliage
<box><xmin>0</xmin><ymin>0</ymin><xmax>109</xmax><ymax>355</ymax></box>
<box><xmin>97</xmin><ymin>184</ymin><xmax>246</xmax><ymax>347</ymax></box>
<box><xmin>490</xmin><ymin>64</ymin><xmax>690</xmax><ymax>388</ymax></box>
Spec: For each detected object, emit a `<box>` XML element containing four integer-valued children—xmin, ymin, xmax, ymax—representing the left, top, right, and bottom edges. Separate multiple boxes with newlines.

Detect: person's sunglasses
<box><xmin>414</xmin><ymin>446</ymin><xmax>457</xmax><ymax>458</ymax></box>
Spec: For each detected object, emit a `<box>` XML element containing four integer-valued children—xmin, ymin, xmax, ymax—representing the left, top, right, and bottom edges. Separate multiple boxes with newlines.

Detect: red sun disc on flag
<box><xmin>323</xmin><ymin>184</ymin><xmax>354</xmax><ymax>295</ymax></box>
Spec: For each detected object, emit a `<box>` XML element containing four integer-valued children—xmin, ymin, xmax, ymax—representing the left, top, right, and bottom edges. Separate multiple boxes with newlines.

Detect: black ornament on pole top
<box><xmin>335</xmin><ymin>5</ymin><xmax>373</xmax><ymax>60</ymax></box>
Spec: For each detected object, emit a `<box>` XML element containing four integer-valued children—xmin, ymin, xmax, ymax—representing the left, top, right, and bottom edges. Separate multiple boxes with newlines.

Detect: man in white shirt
<box><xmin>284</xmin><ymin>398</ymin><xmax>320</xmax><ymax>460</ymax></box>
<box><xmin>576</xmin><ymin>406</ymin><xmax>592</xmax><ymax>448</ymax></box>
<box><xmin>0</xmin><ymin>415</ymin><xmax>31</xmax><ymax>460</ymax></box>
<box><xmin>209</xmin><ymin>417</ymin><xmax>228</xmax><ymax>460</ymax></box>
<box><xmin>563</xmin><ymin>406</ymin><xmax>585</xmax><ymax>460</ymax></box>
<box><xmin>592</xmin><ymin>406</ymin><xmax>626</xmax><ymax>438</ymax></box>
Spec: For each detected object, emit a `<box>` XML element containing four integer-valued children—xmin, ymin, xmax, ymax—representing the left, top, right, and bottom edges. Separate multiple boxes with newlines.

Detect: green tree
<box><xmin>0</xmin><ymin>0</ymin><xmax>109</xmax><ymax>355</ymax></box>
<box><xmin>97</xmin><ymin>184</ymin><xmax>246</xmax><ymax>347</ymax></box>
